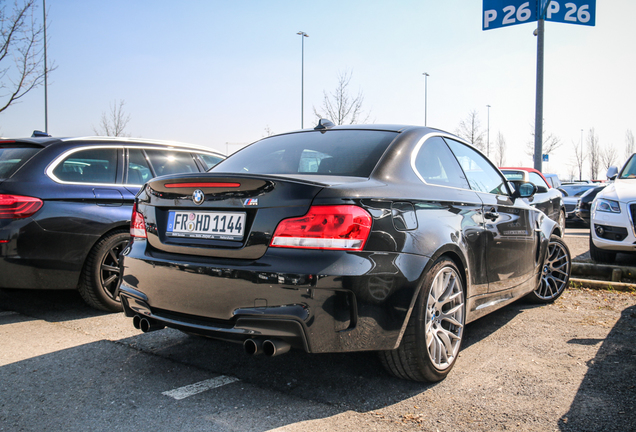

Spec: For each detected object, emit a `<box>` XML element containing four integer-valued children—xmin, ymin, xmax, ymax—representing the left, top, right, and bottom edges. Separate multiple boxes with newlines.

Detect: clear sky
<box><xmin>1</xmin><ymin>0</ymin><xmax>634</xmax><ymax>180</ymax></box>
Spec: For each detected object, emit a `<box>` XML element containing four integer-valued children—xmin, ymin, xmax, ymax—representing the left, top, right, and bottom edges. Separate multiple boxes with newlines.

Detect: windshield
<box><xmin>620</xmin><ymin>154</ymin><xmax>636</xmax><ymax>179</ymax></box>
<box><xmin>560</xmin><ymin>184</ymin><xmax>596</xmax><ymax>197</ymax></box>
<box><xmin>212</xmin><ymin>130</ymin><xmax>398</xmax><ymax>177</ymax></box>
<box><xmin>0</xmin><ymin>146</ymin><xmax>42</xmax><ymax>179</ymax></box>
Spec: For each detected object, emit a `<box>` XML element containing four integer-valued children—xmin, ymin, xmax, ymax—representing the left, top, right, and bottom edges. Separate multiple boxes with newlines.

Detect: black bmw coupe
<box><xmin>120</xmin><ymin>122</ymin><xmax>571</xmax><ymax>382</ymax></box>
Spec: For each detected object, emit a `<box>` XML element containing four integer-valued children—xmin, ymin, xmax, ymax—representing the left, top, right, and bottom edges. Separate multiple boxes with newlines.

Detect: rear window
<box><xmin>212</xmin><ymin>130</ymin><xmax>398</xmax><ymax>177</ymax></box>
<box><xmin>0</xmin><ymin>146</ymin><xmax>42</xmax><ymax>179</ymax></box>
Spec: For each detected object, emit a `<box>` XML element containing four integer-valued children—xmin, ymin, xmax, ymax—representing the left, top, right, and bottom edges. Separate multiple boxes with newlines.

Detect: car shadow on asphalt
<box><xmin>116</xmin><ymin>297</ymin><xmax>539</xmax><ymax>413</ymax></box>
<box><xmin>558</xmin><ymin>304</ymin><xmax>636</xmax><ymax>431</ymax></box>
<box><xmin>0</xmin><ymin>287</ymin><xmax>547</xmax><ymax>415</ymax></box>
<box><xmin>0</xmin><ymin>288</ymin><xmax>110</xmax><ymax>321</ymax></box>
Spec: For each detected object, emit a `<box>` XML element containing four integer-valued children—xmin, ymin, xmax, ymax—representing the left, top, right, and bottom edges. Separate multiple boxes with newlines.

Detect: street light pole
<box><xmin>43</xmin><ymin>0</ymin><xmax>48</xmax><ymax>134</ymax></box>
<box><xmin>487</xmin><ymin>104</ymin><xmax>491</xmax><ymax>157</ymax></box>
<box><xmin>422</xmin><ymin>72</ymin><xmax>429</xmax><ymax>126</ymax></box>
<box><xmin>297</xmin><ymin>31</ymin><xmax>308</xmax><ymax>129</ymax></box>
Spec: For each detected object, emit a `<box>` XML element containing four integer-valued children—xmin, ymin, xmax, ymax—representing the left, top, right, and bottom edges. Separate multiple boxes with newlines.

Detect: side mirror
<box><xmin>511</xmin><ymin>182</ymin><xmax>537</xmax><ymax>199</ymax></box>
<box><xmin>606</xmin><ymin>166</ymin><xmax>618</xmax><ymax>180</ymax></box>
<box><xmin>535</xmin><ymin>185</ymin><xmax>549</xmax><ymax>194</ymax></box>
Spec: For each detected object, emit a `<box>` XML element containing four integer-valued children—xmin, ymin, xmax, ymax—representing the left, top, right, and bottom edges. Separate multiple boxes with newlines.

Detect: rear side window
<box><xmin>145</xmin><ymin>150</ymin><xmax>199</xmax><ymax>176</ymax></box>
<box><xmin>199</xmin><ymin>153</ymin><xmax>224</xmax><ymax>170</ymax></box>
<box><xmin>52</xmin><ymin>148</ymin><xmax>118</xmax><ymax>184</ymax></box>
<box><xmin>127</xmin><ymin>149</ymin><xmax>154</xmax><ymax>184</ymax></box>
<box><xmin>0</xmin><ymin>146</ymin><xmax>42</xmax><ymax>179</ymax></box>
<box><xmin>212</xmin><ymin>130</ymin><xmax>398</xmax><ymax>177</ymax></box>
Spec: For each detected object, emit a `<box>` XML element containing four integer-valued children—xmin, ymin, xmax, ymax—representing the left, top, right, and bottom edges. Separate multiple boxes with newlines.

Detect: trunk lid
<box><xmin>140</xmin><ymin>173</ymin><xmax>327</xmax><ymax>260</ymax></box>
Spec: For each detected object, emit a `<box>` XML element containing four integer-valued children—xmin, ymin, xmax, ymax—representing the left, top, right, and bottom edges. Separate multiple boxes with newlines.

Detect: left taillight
<box><xmin>270</xmin><ymin>205</ymin><xmax>372</xmax><ymax>251</ymax></box>
<box><xmin>130</xmin><ymin>202</ymin><xmax>147</xmax><ymax>238</ymax></box>
<box><xmin>0</xmin><ymin>194</ymin><xmax>43</xmax><ymax>219</ymax></box>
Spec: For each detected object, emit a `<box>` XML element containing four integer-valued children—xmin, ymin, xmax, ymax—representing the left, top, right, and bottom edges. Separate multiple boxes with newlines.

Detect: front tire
<box><xmin>526</xmin><ymin>235</ymin><xmax>571</xmax><ymax>303</ymax></box>
<box><xmin>589</xmin><ymin>234</ymin><xmax>616</xmax><ymax>263</ymax></box>
<box><xmin>78</xmin><ymin>230</ymin><xmax>129</xmax><ymax>312</ymax></box>
<box><xmin>379</xmin><ymin>258</ymin><xmax>465</xmax><ymax>382</ymax></box>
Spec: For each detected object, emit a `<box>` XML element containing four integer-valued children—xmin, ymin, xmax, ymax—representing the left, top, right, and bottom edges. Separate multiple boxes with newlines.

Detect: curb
<box><xmin>569</xmin><ymin>277</ymin><xmax>636</xmax><ymax>293</ymax></box>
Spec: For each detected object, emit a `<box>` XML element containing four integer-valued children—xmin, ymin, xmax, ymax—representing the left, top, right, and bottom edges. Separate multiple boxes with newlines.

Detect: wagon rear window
<box><xmin>212</xmin><ymin>130</ymin><xmax>398</xmax><ymax>178</ymax></box>
<box><xmin>0</xmin><ymin>146</ymin><xmax>42</xmax><ymax>179</ymax></box>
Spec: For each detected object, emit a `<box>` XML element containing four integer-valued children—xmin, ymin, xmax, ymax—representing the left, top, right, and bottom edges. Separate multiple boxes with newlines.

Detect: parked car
<box><xmin>543</xmin><ymin>173</ymin><xmax>562</xmax><ymax>189</ymax></box>
<box><xmin>500</xmin><ymin>167</ymin><xmax>566</xmax><ymax>230</ymax></box>
<box><xmin>119</xmin><ymin>122</ymin><xmax>571</xmax><ymax>382</ymax></box>
<box><xmin>0</xmin><ymin>134</ymin><xmax>224</xmax><ymax>311</ymax></box>
<box><xmin>559</xmin><ymin>183</ymin><xmax>598</xmax><ymax>225</ymax></box>
<box><xmin>589</xmin><ymin>155</ymin><xmax>636</xmax><ymax>263</ymax></box>
<box><xmin>575</xmin><ymin>185</ymin><xmax>606</xmax><ymax>226</ymax></box>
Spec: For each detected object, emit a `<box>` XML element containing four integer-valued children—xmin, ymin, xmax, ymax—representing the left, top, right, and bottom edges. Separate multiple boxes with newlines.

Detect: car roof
<box><xmin>0</xmin><ymin>136</ymin><xmax>224</xmax><ymax>156</ymax></box>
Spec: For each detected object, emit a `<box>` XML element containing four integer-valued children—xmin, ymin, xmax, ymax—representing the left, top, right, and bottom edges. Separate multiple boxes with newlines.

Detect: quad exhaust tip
<box><xmin>133</xmin><ymin>315</ymin><xmax>165</xmax><ymax>333</ymax></box>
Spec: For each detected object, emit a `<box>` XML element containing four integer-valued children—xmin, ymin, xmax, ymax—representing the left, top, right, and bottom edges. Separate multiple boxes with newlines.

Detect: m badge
<box><xmin>244</xmin><ymin>198</ymin><xmax>258</xmax><ymax>206</ymax></box>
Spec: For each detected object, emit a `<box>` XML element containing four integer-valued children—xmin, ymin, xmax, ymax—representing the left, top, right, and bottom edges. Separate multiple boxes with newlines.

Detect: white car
<box><xmin>589</xmin><ymin>156</ymin><xmax>636</xmax><ymax>262</ymax></box>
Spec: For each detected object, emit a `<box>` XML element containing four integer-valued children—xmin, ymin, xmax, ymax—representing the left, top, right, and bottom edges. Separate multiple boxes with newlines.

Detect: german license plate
<box><xmin>166</xmin><ymin>211</ymin><xmax>246</xmax><ymax>240</ymax></box>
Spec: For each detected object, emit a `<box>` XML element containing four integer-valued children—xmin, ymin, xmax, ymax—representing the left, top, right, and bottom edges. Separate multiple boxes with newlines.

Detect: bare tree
<box><xmin>601</xmin><ymin>144</ymin><xmax>618</xmax><ymax>171</ymax></box>
<box><xmin>494</xmin><ymin>131</ymin><xmax>506</xmax><ymax>166</ymax></box>
<box><xmin>587</xmin><ymin>128</ymin><xmax>601</xmax><ymax>180</ymax></box>
<box><xmin>625</xmin><ymin>129</ymin><xmax>635</xmax><ymax>159</ymax></box>
<box><xmin>93</xmin><ymin>100</ymin><xmax>131</xmax><ymax>137</ymax></box>
<box><xmin>313</xmin><ymin>70</ymin><xmax>369</xmax><ymax>125</ymax></box>
<box><xmin>456</xmin><ymin>110</ymin><xmax>485</xmax><ymax>152</ymax></box>
<box><xmin>263</xmin><ymin>125</ymin><xmax>274</xmax><ymax>137</ymax></box>
<box><xmin>525</xmin><ymin>122</ymin><xmax>562</xmax><ymax>158</ymax></box>
<box><xmin>571</xmin><ymin>140</ymin><xmax>586</xmax><ymax>181</ymax></box>
<box><xmin>0</xmin><ymin>0</ymin><xmax>50</xmax><ymax>114</ymax></box>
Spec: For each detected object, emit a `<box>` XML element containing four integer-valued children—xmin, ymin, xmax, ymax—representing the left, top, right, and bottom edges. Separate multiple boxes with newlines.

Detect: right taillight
<box><xmin>270</xmin><ymin>205</ymin><xmax>372</xmax><ymax>251</ymax></box>
<box><xmin>130</xmin><ymin>202</ymin><xmax>147</xmax><ymax>238</ymax></box>
<box><xmin>0</xmin><ymin>194</ymin><xmax>43</xmax><ymax>219</ymax></box>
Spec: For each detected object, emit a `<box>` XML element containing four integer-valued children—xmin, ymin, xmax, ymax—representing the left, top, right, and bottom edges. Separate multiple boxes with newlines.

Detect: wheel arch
<box><xmin>393</xmin><ymin>243</ymin><xmax>469</xmax><ymax>349</ymax></box>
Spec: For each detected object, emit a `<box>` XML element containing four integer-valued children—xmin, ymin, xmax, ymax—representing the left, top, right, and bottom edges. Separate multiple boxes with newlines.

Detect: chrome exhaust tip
<box><xmin>132</xmin><ymin>315</ymin><xmax>142</xmax><ymax>330</ymax></box>
<box><xmin>262</xmin><ymin>339</ymin><xmax>291</xmax><ymax>357</ymax></box>
<box><xmin>139</xmin><ymin>317</ymin><xmax>164</xmax><ymax>333</ymax></box>
<box><xmin>243</xmin><ymin>338</ymin><xmax>264</xmax><ymax>356</ymax></box>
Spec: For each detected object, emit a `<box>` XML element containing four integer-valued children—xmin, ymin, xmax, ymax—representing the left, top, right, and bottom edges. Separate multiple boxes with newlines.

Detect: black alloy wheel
<box><xmin>379</xmin><ymin>258</ymin><xmax>465</xmax><ymax>382</ymax></box>
<box><xmin>78</xmin><ymin>230</ymin><xmax>129</xmax><ymax>312</ymax></box>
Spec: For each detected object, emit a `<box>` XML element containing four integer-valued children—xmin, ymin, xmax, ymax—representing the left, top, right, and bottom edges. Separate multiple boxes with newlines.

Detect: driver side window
<box><xmin>444</xmin><ymin>138</ymin><xmax>508</xmax><ymax>195</ymax></box>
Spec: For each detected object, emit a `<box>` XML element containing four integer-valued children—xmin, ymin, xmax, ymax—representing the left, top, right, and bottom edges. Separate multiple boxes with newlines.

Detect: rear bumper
<box><xmin>0</xmin><ymin>218</ymin><xmax>88</xmax><ymax>289</ymax></box>
<box><xmin>120</xmin><ymin>239</ymin><xmax>429</xmax><ymax>353</ymax></box>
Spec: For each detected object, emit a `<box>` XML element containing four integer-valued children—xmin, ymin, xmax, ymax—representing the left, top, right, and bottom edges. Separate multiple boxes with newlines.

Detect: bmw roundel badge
<box><xmin>192</xmin><ymin>189</ymin><xmax>205</xmax><ymax>205</ymax></box>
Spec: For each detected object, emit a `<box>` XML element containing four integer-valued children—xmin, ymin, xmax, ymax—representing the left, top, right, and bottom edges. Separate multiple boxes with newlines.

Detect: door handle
<box><xmin>484</xmin><ymin>208</ymin><xmax>499</xmax><ymax>221</ymax></box>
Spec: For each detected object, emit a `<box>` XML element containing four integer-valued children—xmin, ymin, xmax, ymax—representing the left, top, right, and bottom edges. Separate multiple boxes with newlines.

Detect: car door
<box><xmin>444</xmin><ymin>139</ymin><xmax>538</xmax><ymax>293</ymax></box>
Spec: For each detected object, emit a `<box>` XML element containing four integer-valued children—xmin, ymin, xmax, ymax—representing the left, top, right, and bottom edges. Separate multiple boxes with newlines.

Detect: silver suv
<box><xmin>589</xmin><ymin>156</ymin><xmax>635</xmax><ymax>262</ymax></box>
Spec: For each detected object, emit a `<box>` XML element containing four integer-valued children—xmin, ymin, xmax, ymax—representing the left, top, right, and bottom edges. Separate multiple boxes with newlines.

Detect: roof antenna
<box><xmin>314</xmin><ymin>119</ymin><xmax>335</xmax><ymax>131</ymax></box>
<box><xmin>32</xmin><ymin>130</ymin><xmax>51</xmax><ymax>137</ymax></box>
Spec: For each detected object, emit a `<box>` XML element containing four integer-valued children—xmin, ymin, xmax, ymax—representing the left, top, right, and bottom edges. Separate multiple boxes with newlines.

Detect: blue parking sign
<box><xmin>483</xmin><ymin>0</ymin><xmax>537</xmax><ymax>30</ymax></box>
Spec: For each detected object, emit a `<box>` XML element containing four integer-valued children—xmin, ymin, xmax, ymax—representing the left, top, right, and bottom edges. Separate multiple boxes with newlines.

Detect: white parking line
<box><xmin>162</xmin><ymin>375</ymin><xmax>240</xmax><ymax>400</ymax></box>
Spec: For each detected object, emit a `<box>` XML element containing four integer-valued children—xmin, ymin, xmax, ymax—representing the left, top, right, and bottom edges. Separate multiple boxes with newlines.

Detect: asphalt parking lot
<box><xmin>1</xmin><ymin>226</ymin><xmax>635</xmax><ymax>431</ymax></box>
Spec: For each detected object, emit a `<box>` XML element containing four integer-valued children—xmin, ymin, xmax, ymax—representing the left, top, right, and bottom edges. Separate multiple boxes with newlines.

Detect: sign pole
<box><xmin>533</xmin><ymin>16</ymin><xmax>544</xmax><ymax>172</ymax></box>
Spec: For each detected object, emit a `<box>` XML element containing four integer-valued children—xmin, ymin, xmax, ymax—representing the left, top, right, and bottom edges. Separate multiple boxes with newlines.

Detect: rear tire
<box><xmin>78</xmin><ymin>230</ymin><xmax>129</xmax><ymax>312</ymax></box>
<box><xmin>379</xmin><ymin>258</ymin><xmax>465</xmax><ymax>382</ymax></box>
<box><xmin>589</xmin><ymin>234</ymin><xmax>616</xmax><ymax>263</ymax></box>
